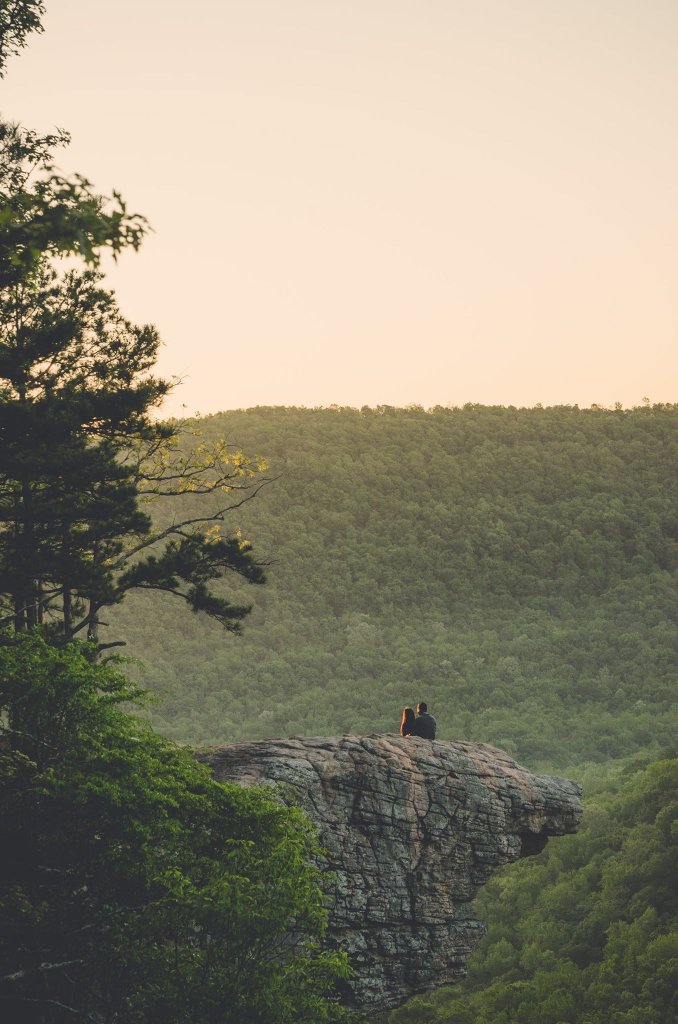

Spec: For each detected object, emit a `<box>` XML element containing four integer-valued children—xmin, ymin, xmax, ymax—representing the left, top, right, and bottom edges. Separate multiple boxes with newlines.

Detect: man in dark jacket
<box><xmin>412</xmin><ymin>702</ymin><xmax>436</xmax><ymax>739</ymax></box>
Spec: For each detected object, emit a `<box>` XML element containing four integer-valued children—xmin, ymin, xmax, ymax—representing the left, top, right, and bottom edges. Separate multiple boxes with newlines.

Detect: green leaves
<box><xmin>0</xmin><ymin>1</ymin><xmax>45</xmax><ymax>75</ymax></box>
<box><xmin>0</xmin><ymin>123</ymin><xmax>149</xmax><ymax>289</ymax></box>
<box><xmin>120</xmin><ymin>533</ymin><xmax>265</xmax><ymax>631</ymax></box>
<box><xmin>0</xmin><ymin>635</ymin><xmax>351</xmax><ymax>1022</ymax></box>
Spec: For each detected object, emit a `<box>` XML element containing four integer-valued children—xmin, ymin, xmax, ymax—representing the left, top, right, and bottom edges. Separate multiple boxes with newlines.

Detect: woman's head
<box><xmin>402</xmin><ymin>706</ymin><xmax>415</xmax><ymax>725</ymax></box>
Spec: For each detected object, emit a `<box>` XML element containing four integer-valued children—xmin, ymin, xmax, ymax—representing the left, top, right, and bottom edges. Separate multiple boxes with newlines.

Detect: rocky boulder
<box><xmin>200</xmin><ymin>735</ymin><xmax>582</xmax><ymax>1014</ymax></box>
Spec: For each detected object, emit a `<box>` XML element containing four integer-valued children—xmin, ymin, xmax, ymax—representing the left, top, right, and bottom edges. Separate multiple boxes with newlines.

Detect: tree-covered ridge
<box><xmin>191</xmin><ymin>404</ymin><xmax>678</xmax><ymax>611</ymax></box>
<box><xmin>246</xmin><ymin>405</ymin><xmax>674</xmax><ymax>593</ymax></box>
<box><xmin>388</xmin><ymin>752</ymin><xmax>678</xmax><ymax>1024</ymax></box>
<box><xmin>109</xmin><ymin>405</ymin><xmax>678</xmax><ymax>767</ymax></box>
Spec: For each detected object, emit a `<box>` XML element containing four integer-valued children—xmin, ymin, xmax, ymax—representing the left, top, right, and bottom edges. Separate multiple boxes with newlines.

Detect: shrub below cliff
<box><xmin>0</xmin><ymin>635</ymin><xmax>350</xmax><ymax>1024</ymax></box>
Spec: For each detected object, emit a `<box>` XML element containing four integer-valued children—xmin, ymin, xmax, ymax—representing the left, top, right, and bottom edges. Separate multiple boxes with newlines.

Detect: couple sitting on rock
<box><xmin>400</xmin><ymin>702</ymin><xmax>436</xmax><ymax>739</ymax></box>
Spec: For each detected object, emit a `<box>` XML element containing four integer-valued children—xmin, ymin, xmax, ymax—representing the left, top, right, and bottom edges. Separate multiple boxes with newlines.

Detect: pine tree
<box><xmin>0</xmin><ymin>102</ymin><xmax>266</xmax><ymax>648</ymax></box>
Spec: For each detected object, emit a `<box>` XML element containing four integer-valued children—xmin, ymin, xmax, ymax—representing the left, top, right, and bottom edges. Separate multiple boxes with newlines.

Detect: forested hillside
<box><xmin>109</xmin><ymin>404</ymin><xmax>678</xmax><ymax>768</ymax></box>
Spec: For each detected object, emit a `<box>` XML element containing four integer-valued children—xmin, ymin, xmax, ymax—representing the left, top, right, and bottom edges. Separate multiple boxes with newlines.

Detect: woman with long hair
<box><xmin>400</xmin><ymin>706</ymin><xmax>415</xmax><ymax>736</ymax></box>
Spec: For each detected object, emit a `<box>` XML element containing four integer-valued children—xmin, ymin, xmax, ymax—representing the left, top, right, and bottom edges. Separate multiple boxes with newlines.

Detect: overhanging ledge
<box><xmin>199</xmin><ymin>735</ymin><xmax>582</xmax><ymax>1014</ymax></box>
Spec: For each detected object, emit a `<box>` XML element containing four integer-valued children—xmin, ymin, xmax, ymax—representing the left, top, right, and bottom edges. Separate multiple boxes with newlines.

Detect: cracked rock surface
<box><xmin>200</xmin><ymin>735</ymin><xmax>582</xmax><ymax>1014</ymax></box>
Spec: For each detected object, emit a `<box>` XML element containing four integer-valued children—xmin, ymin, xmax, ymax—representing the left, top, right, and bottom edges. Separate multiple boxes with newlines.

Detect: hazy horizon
<box><xmin>170</xmin><ymin>396</ymin><xmax>668</xmax><ymax>418</ymax></box>
<box><xmin>3</xmin><ymin>0</ymin><xmax>677</xmax><ymax>417</ymax></box>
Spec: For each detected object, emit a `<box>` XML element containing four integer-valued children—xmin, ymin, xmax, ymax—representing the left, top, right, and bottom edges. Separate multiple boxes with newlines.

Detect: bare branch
<box><xmin>0</xmin><ymin>995</ymin><xmax>81</xmax><ymax>1016</ymax></box>
<box><xmin>108</xmin><ymin>481</ymin><xmax>270</xmax><ymax>571</ymax></box>
<box><xmin>3</xmin><ymin>958</ymin><xmax>84</xmax><ymax>983</ymax></box>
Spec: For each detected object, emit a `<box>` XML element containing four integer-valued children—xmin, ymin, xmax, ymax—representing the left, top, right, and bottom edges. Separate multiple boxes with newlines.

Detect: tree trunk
<box><xmin>19</xmin><ymin>477</ymin><xmax>38</xmax><ymax>629</ymax></box>
<box><xmin>63</xmin><ymin>587</ymin><xmax>73</xmax><ymax>636</ymax></box>
<box><xmin>86</xmin><ymin>600</ymin><xmax>99</xmax><ymax>645</ymax></box>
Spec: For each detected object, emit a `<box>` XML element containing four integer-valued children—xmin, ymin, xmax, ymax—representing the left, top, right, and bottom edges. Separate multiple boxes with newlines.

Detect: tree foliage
<box><xmin>0</xmin><ymin>0</ymin><xmax>44</xmax><ymax>76</ymax></box>
<box><xmin>0</xmin><ymin>120</ymin><xmax>148</xmax><ymax>289</ymax></box>
<box><xmin>0</xmin><ymin>126</ymin><xmax>267</xmax><ymax>645</ymax></box>
<box><xmin>0</xmin><ymin>634</ymin><xmax>350</xmax><ymax>1023</ymax></box>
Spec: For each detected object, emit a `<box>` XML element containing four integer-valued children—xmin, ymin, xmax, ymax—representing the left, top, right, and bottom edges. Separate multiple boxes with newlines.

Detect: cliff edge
<box><xmin>201</xmin><ymin>735</ymin><xmax>582</xmax><ymax>1014</ymax></box>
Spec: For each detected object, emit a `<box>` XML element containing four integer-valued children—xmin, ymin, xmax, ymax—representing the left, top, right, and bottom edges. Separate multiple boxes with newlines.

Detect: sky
<box><xmin>3</xmin><ymin>0</ymin><xmax>678</xmax><ymax>415</ymax></box>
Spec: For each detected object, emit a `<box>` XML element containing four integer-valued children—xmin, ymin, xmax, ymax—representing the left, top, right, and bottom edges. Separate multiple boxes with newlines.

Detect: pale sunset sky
<box><xmin>3</xmin><ymin>0</ymin><xmax>678</xmax><ymax>415</ymax></box>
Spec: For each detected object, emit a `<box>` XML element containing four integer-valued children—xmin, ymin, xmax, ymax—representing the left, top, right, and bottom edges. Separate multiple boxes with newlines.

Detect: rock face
<box><xmin>201</xmin><ymin>735</ymin><xmax>582</xmax><ymax>1015</ymax></box>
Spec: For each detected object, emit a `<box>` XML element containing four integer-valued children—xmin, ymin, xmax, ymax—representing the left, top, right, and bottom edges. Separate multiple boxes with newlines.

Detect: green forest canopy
<box><xmin>109</xmin><ymin>403</ymin><xmax>678</xmax><ymax>770</ymax></box>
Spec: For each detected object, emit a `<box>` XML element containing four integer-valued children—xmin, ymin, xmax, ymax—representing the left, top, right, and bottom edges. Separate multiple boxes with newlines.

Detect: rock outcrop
<box><xmin>201</xmin><ymin>735</ymin><xmax>582</xmax><ymax>1014</ymax></box>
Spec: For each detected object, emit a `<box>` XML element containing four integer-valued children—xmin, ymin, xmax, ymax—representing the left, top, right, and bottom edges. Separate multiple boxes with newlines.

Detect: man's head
<box><xmin>417</xmin><ymin>702</ymin><xmax>428</xmax><ymax>714</ymax></box>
